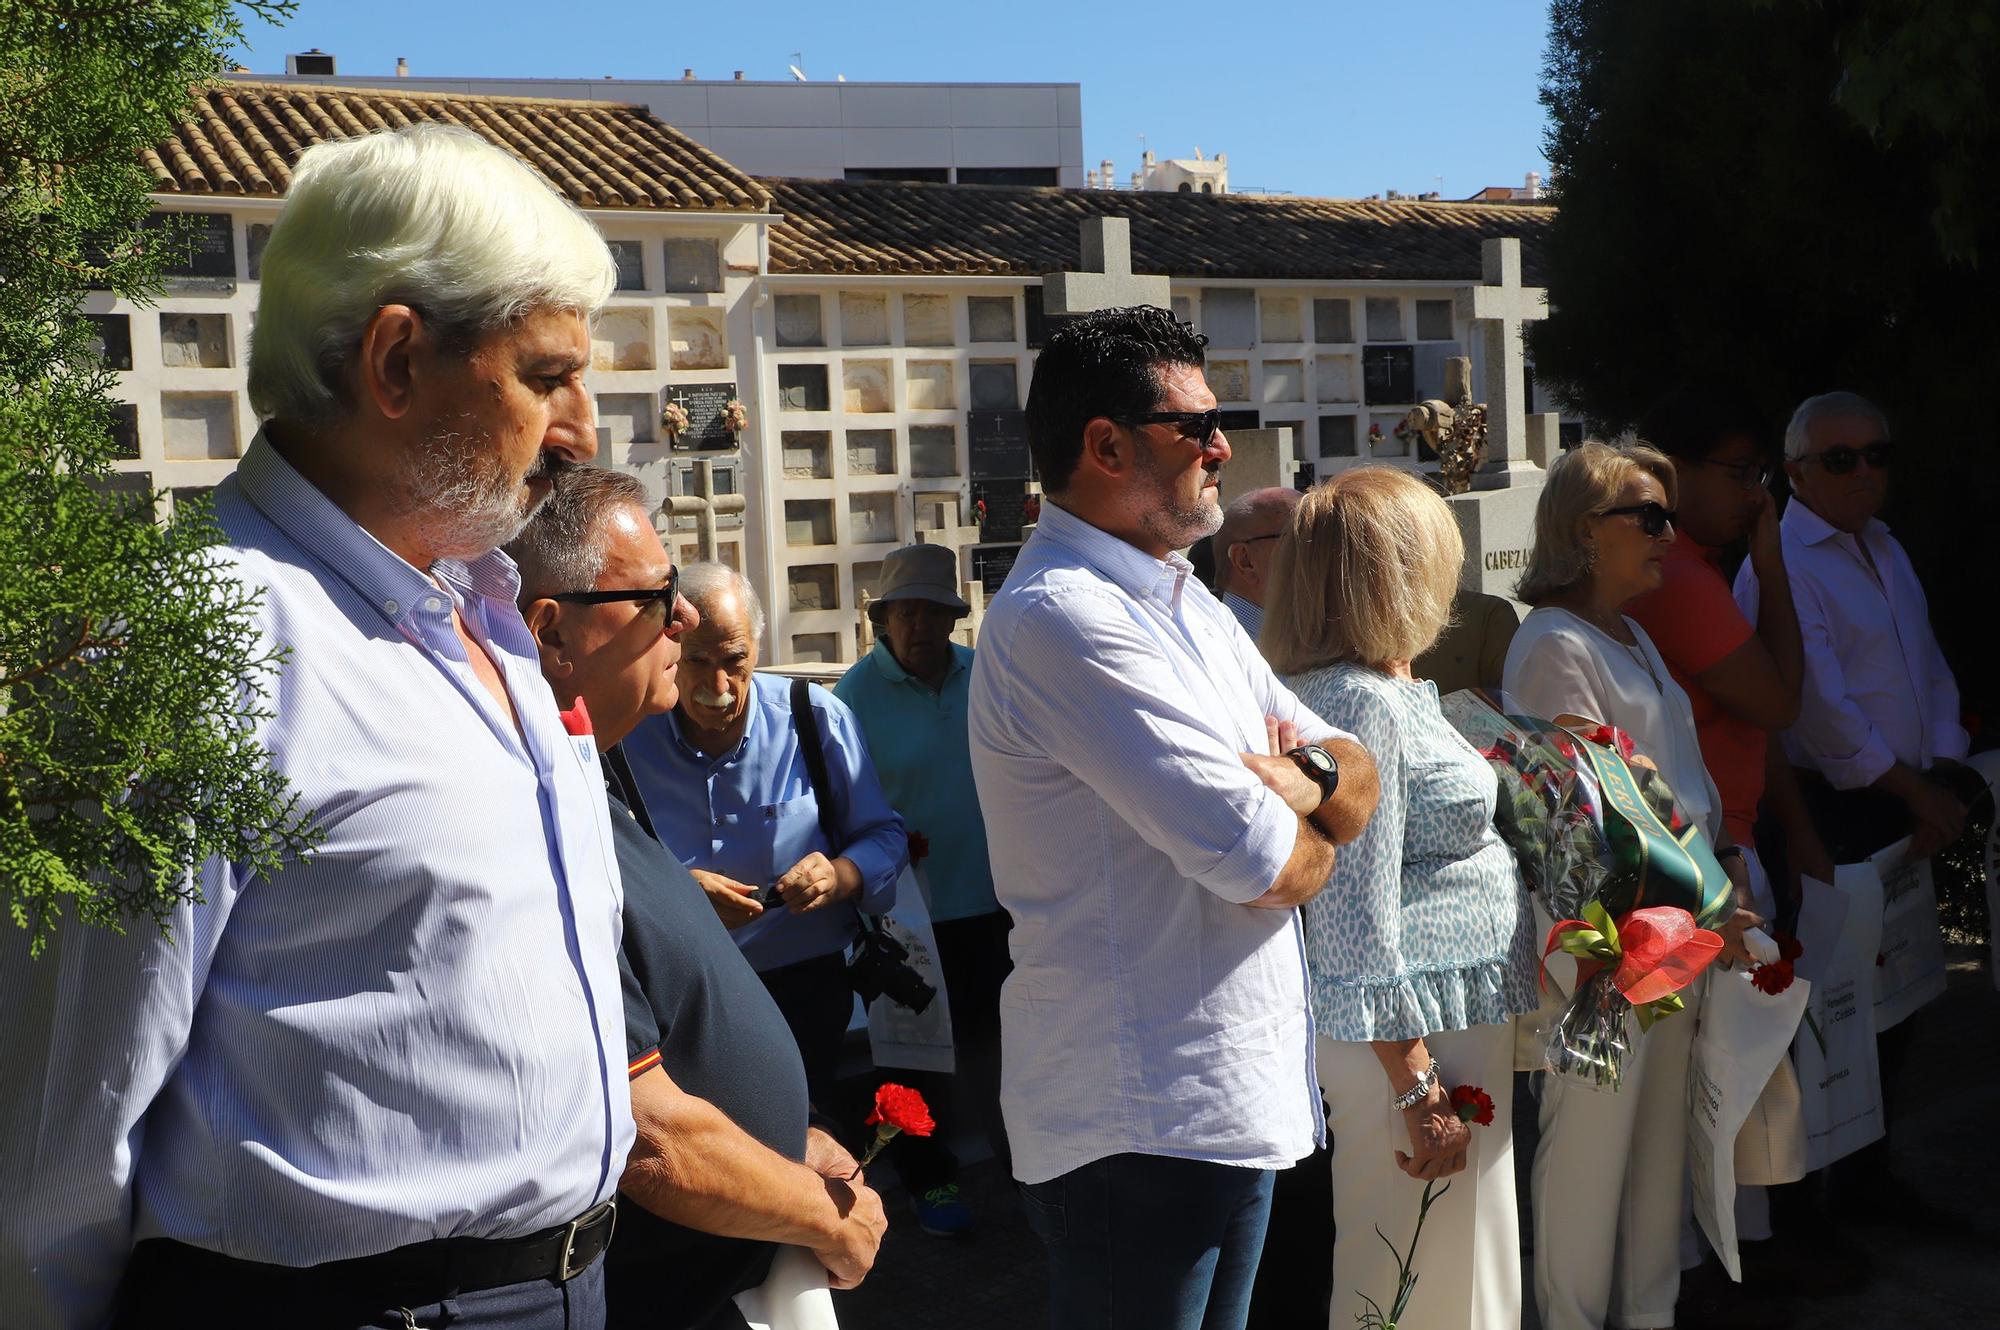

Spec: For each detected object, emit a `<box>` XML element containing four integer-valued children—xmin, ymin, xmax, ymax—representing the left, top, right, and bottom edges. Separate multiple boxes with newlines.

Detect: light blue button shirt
<box><xmin>1223</xmin><ymin>589</ymin><xmax>1264</xmax><ymax>643</ymax></box>
<box><xmin>621</xmin><ymin>675</ymin><xmax>906</xmax><ymax>972</ymax></box>
<box><xmin>0</xmin><ymin>434</ymin><xmax>631</xmax><ymax>1330</ymax></box>
<box><xmin>968</xmin><ymin>501</ymin><xmax>1352</xmax><ymax>1186</ymax></box>
<box><xmin>834</xmin><ymin>640</ymin><xmax>999</xmax><ymax>923</ymax></box>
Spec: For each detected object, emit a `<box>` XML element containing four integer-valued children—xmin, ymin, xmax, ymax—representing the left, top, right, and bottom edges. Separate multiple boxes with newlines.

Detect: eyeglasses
<box><xmin>1693</xmin><ymin>457</ymin><xmax>1771</xmax><ymax>488</ymax></box>
<box><xmin>1800</xmin><ymin>441</ymin><xmax>1893</xmax><ymax>475</ymax></box>
<box><xmin>552</xmin><ymin>567</ymin><xmax>681</xmax><ymax>622</ymax></box>
<box><xmin>1117</xmin><ymin>408</ymin><xmax>1222</xmax><ymax>449</ymax></box>
<box><xmin>1598</xmin><ymin>502</ymin><xmax>1676</xmax><ymax>537</ymax></box>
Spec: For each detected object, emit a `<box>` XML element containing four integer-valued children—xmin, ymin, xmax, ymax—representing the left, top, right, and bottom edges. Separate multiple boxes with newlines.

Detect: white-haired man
<box><xmin>0</xmin><ymin>126</ymin><xmax>632</xmax><ymax>1328</ymax></box>
<box><xmin>1736</xmin><ymin>390</ymin><xmax>1979</xmax><ymax>1221</ymax></box>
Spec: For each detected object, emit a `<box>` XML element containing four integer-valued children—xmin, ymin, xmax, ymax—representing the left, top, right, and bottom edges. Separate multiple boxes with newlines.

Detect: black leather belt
<box><xmin>119</xmin><ymin>1198</ymin><xmax>618</xmax><ymax>1314</ymax></box>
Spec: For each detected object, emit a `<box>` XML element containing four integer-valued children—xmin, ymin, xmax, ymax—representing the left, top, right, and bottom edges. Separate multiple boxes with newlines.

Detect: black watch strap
<box><xmin>1286</xmin><ymin>744</ymin><xmax>1339</xmax><ymax>802</ymax></box>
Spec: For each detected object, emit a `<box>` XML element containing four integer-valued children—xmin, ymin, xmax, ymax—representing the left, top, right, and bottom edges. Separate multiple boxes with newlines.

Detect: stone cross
<box><xmin>1043</xmin><ymin>217</ymin><xmax>1172</xmax><ymax>315</ymax></box>
<box><xmin>662</xmin><ymin>457</ymin><xmax>745</xmax><ymax>562</ymax></box>
<box><xmin>1454</xmin><ymin>237</ymin><xmax>1549</xmax><ymax>487</ymax></box>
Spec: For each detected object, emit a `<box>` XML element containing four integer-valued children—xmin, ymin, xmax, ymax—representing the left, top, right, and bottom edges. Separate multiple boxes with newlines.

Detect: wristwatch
<box><xmin>1285</xmin><ymin>744</ymin><xmax>1340</xmax><ymax>804</ymax></box>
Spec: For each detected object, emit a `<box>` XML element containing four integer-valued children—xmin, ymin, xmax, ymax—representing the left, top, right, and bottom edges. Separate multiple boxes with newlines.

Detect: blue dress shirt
<box><xmin>1223</xmin><ymin>589</ymin><xmax>1264</xmax><ymax>643</ymax></box>
<box><xmin>833</xmin><ymin>640</ymin><xmax>999</xmax><ymax>923</ymax></box>
<box><xmin>967</xmin><ymin>500</ymin><xmax>1352</xmax><ymax>1186</ymax></box>
<box><xmin>0</xmin><ymin>435</ymin><xmax>631</xmax><ymax>1329</ymax></box>
<box><xmin>620</xmin><ymin>675</ymin><xmax>906</xmax><ymax>973</ymax></box>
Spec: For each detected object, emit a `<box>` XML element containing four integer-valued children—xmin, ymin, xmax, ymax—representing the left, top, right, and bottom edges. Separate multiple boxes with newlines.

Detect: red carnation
<box><xmin>859</xmin><ymin>1082</ymin><xmax>936</xmax><ymax>1168</ymax></box>
<box><xmin>558</xmin><ymin>697</ymin><xmax>593</xmax><ymax>737</ymax></box>
<box><xmin>1449</xmin><ymin>1083</ymin><xmax>1495</xmax><ymax>1127</ymax></box>
<box><xmin>867</xmin><ymin>1083</ymin><xmax>935</xmax><ymax>1136</ymax></box>
<box><xmin>907</xmin><ymin>830</ymin><xmax>931</xmax><ymax>866</ymax></box>
<box><xmin>1749</xmin><ymin>959</ymin><xmax>1796</xmax><ymax>995</ymax></box>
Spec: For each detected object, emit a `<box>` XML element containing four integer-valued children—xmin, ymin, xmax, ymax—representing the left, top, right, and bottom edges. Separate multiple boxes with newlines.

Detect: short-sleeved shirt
<box><xmin>833</xmin><ymin>639</ymin><xmax>999</xmax><ymax>922</ymax></box>
<box><xmin>1287</xmin><ymin>666</ymin><xmax>1537</xmax><ymax>1042</ymax></box>
<box><xmin>968</xmin><ymin>500</ymin><xmax>1353</xmax><ymax>1185</ymax></box>
<box><xmin>602</xmin><ymin>782</ymin><xmax>811</xmax><ymax>1322</ymax></box>
<box><xmin>1627</xmin><ymin>535</ymin><xmax>1763</xmax><ymax>846</ymax></box>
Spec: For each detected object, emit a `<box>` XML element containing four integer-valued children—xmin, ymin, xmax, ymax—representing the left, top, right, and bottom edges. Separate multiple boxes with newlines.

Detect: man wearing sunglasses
<box><xmin>968</xmin><ymin>305</ymin><xmax>1381</xmax><ymax>1330</ymax></box>
<box><xmin>505</xmin><ymin>467</ymin><xmax>889</xmax><ymax>1328</ymax></box>
<box><xmin>1212</xmin><ymin>486</ymin><xmax>1301</xmax><ymax>643</ymax></box>
<box><xmin>1736</xmin><ymin>391</ymin><xmax>1977</xmax><ymax>1223</ymax></box>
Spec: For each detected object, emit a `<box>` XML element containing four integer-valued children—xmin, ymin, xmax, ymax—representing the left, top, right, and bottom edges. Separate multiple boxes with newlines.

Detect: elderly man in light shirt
<box><xmin>1</xmin><ymin>127</ymin><xmax>631</xmax><ymax>1329</ymax></box>
<box><xmin>1211</xmin><ymin>485</ymin><xmax>1300</xmax><ymax>642</ymax></box>
<box><xmin>1735</xmin><ymin>389</ymin><xmax>1979</xmax><ymax>1222</ymax></box>
<box><xmin>969</xmin><ymin>305</ymin><xmax>1380</xmax><ymax>1330</ymax></box>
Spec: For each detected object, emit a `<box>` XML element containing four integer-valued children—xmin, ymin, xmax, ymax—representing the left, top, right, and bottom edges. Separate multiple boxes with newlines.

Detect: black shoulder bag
<box><xmin>789</xmin><ymin>679</ymin><xmax>935</xmax><ymax>1014</ymax></box>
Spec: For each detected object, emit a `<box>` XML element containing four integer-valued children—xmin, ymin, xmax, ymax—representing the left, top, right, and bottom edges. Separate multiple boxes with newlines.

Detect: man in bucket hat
<box><xmin>836</xmin><ymin>543</ymin><xmax>1010</xmax><ymax>1237</ymax></box>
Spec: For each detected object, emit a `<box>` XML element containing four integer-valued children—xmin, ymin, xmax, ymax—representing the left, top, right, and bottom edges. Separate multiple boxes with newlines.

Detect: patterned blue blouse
<box><xmin>1287</xmin><ymin>664</ymin><xmax>1538</xmax><ymax>1042</ymax></box>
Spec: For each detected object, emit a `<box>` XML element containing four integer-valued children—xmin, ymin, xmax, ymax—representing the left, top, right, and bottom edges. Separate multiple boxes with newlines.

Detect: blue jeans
<box><xmin>1020</xmin><ymin>1153</ymin><xmax>1277</xmax><ymax>1330</ymax></box>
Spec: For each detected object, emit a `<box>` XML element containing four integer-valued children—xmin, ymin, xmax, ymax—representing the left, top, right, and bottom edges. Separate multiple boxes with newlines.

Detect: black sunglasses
<box><xmin>1801</xmin><ymin>441</ymin><xmax>1893</xmax><ymax>475</ymax></box>
<box><xmin>1692</xmin><ymin>456</ymin><xmax>1771</xmax><ymax>488</ymax></box>
<box><xmin>1598</xmin><ymin>502</ymin><xmax>1676</xmax><ymax>537</ymax></box>
<box><xmin>552</xmin><ymin>567</ymin><xmax>681</xmax><ymax>619</ymax></box>
<box><xmin>1117</xmin><ymin>408</ymin><xmax>1222</xmax><ymax>449</ymax></box>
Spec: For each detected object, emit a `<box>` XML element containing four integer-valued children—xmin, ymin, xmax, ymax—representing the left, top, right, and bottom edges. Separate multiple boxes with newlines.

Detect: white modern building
<box><xmin>106</xmin><ymin>80</ymin><xmax>1558</xmax><ymax>668</ymax></box>
<box><xmin>233</xmin><ymin>60</ymin><xmax>1085</xmax><ymax>187</ymax></box>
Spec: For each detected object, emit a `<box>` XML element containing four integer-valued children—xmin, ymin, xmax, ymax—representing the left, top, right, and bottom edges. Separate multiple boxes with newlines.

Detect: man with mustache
<box><xmin>619</xmin><ymin>564</ymin><xmax>908</xmax><ymax>1119</ymax></box>
<box><xmin>1</xmin><ymin>126</ymin><xmax>630</xmax><ymax>1329</ymax></box>
<box><xmin>967</xmin><ymin>305</ymin><xmax>1382</xmax><ymax>1330</ymax></box>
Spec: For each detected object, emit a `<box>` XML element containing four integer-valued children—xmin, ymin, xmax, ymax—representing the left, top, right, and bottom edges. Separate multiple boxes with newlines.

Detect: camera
<box><xmin>847</xmin><ymin>923</ymin><xmax>937</xmax><ymax>1014</ymax></box>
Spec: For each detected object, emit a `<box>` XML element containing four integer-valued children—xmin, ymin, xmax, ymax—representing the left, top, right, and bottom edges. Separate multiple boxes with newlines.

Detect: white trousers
<box><xmin>1319</xmin><ymin>1023</ymin><xmax>1521</xmax><ymax>1330</ymax></box>
<box><xmin>1532</xmin><ymin>981</ymin><xmax>1702</xmax><ymax>1330</ymax></box>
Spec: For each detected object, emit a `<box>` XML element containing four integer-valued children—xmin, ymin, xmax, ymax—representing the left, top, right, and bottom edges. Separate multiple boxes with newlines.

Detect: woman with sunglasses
<box><xmin>1503</xmin><ymin>440</ymin><xmax>1760</xmax><ymax>1330</ymax></box>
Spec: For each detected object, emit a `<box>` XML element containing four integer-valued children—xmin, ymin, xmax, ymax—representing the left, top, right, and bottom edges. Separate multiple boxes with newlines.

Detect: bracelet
<box><xmin>1391</xmin><ymin>1059</ymin><xmax>1442</xmax><ymax>1111</ymax></box>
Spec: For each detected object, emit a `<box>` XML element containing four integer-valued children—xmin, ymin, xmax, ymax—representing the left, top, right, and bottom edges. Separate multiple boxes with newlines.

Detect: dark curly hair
<box><xmin>1024</xmin><ymin>305</ymin><xmax>1207</xmax><ymax>494</ymax></box>
<box><xmin>1635</xmin><ymin>386</ymin><xmax>1775</xmax><ymax>464</ymax></box>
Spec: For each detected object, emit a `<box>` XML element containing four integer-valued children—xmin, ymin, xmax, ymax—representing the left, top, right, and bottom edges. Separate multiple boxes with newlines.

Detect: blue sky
<box><xmin>230</xmin><ymin>0</ymin><xmax>1554</xmax><ymax>200</ymax></box>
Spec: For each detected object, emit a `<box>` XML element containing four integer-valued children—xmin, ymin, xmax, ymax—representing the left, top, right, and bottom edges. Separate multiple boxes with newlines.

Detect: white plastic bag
<box><xmin>862</xmin><ymin>864</ymin><xmax>956</xmax><ymax>1074</ymax></box>
<box><xmin>1795</xmin><ymin>869</ymin><xmax>1885</xmax><ymax>1171</ymax></box>
<box><xmin>734</xmin><ymin>1244</ymin><xmax>840</xmax><ymax>1330</ymax></box>
<box><xmin>1870</xmin><ymin>836</ymin><xmax>1946</xmax><ymax>1031</ymax></box>
<box><xmin>1688</xmin><ymin>962</ymin><xmax>1811</xmax><ymax>1280</ymax></box>
<box><xmin>1964</xmin><ymin>752</ymin><xmax>2000</xmax><ymax>992</ymax></box>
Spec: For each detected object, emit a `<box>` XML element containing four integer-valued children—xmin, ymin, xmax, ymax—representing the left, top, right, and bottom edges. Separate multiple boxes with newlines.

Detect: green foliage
<box><xmin>1532</xmin><ymin>0</ymin><xmax>2000</xmax><ymax>732</ymax></box>
<box><xmin>1</xmin><ymin>0</ymin><xmax>315</xmax><ymax>953</ymax></box>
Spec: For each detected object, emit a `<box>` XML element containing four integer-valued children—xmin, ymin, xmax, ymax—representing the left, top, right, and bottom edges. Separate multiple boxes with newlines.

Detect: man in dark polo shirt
<box><xmin>504</xmin><ymin>467</ymin><xmax>887</xmax><ymax>1329</ymax></box>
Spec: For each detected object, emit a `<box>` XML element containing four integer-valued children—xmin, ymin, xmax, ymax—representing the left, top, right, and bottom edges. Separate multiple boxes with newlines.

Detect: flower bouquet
<box><xmin>1441</xmin><ymin>690</ymin><xmax>1734</xmax><ymax>1087</ymax></box>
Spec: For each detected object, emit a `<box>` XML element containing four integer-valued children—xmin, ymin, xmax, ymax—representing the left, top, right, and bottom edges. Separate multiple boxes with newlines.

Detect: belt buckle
<box><xmin>557</xmin><ymin>1199</ymin><xmax>616</xmax><ymax>1283</ymax></box>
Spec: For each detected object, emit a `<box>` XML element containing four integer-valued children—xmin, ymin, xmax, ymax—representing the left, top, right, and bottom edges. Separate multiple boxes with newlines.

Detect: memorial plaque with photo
<box><xmin>968</xmin><ymin>409</ymin><xmax>1032</xmax><ymax>480</ymax></box>
<box><xmin>150</xmin><ymin>212</ymin><xmax>236</xmax><ymax>291</ymax></box>
<box><xmin>1362</xmin><ymin>345</ymin><xmax>1415</xmax><ymax>404</ymax></box>
<box><xmin>975</xmin><ymin>481</ymin><xmax>1033</xmax><ymax>543</ymax></box>
<box><xmin>974</xmin><ymin>544</ymin><xmax>1022</xmax><ymax>595</ymax></box>
<box><xmin>666</xmin><ymin>381</ymin><xmax>739</xmax><ymax>450</ymax></box>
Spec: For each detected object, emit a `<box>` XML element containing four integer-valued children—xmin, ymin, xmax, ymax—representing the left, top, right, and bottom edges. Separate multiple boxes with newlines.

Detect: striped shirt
<box><xmin>0</xmin><ymin>435</ymin><xmax>631</xmax><ymax>1329</ymax></box>
<box><xmin>967</xmin><ymin>500</ymin><xmax>1348</xmax><ymax>1186</ymax></box>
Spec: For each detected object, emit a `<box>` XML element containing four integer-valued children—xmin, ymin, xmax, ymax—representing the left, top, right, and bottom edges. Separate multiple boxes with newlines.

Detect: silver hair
<box><xmin>248</xmin><ymin>124</ymin><xmax>617</xmax><ymax>425</ymax></box>
<box><xmin>503</xmin><ymin>466</ymin><xmax>650</xmax><ymax>599</ymax></box>
<box><xmin>1784</xmin><ymin>392</ymin><xmax>1890</xmax><ymax>461</ymax></box>
<box><xmin>681</xmin><ymin>561</ymin><xmax>766</xmax><ymax>641</ymax></box>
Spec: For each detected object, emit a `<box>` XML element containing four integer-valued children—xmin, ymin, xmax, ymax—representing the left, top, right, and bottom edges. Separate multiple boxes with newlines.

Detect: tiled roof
<box><xmin>766</xmin><ymin>179</ymin><xmax>1554</xmax><ymax>284</ymax></box>
<box><xmin>145</xmin><ymin>80</ymin><xmax>770</xmax><ymax>211</ymax></box>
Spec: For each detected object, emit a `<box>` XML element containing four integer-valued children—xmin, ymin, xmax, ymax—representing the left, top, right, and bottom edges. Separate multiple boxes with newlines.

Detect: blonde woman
<box><xmin>1503</xmin><ymin>441</ymin><xmax>1759</xmax><ymax>1330</ymax></box>
<box><xmin>1263</xmin><ymin>468</ymin><xmax>1538</xmax><ymax>1330</ymax></box>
